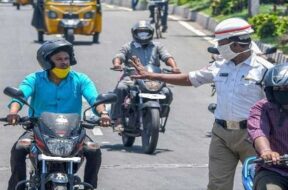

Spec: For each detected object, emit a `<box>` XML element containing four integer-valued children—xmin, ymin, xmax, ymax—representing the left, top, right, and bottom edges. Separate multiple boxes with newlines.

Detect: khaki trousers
<box><xmin>207</xmin><ymin>122</ymin><xmax>256</xmax><ymax>190</ymax></box>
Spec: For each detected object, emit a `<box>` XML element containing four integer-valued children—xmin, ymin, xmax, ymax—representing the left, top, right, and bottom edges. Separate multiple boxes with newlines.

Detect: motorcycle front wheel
<box><xmin>64</xmin><ymin>29</ymin><xmax>74</xmax><ymax>44</ymax></box>
<box><xmin>121</xmin><ymin>111</ymin><xmax>136</xmax><ymax>147</ymax></box>
<box><xmin>141</xmin><ymin>108</ymin><xmax>160</xmax><ymax>154</ymax></box>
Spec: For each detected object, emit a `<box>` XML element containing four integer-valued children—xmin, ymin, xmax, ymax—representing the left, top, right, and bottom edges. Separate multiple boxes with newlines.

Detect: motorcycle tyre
<box><xmin>64</xmin><ymin>29</ymin><xmax>74</xmax><ymax>44</ymax></box>
<box><xmin>141</xmin><ymin>108</ymin><xmax>160</xmax><ymax>154</ymax></box>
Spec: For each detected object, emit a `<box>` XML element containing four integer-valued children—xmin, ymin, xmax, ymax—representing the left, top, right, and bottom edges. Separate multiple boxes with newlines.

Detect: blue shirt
<box><xmin>11</xmin><ymin>70</ymin><xmax>98</xmax><ymax>117</ymax></box>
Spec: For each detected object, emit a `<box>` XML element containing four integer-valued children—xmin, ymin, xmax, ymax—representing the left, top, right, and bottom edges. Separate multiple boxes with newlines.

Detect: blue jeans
<box><xmin>131</xmin><ymin>0</ymin><xmax>139</xmax><ymax>10</ymax></box>
<box><xmin>148</xmin><ymin>2</ymin><xmax>168</xmax><ymax>27</ymax></box>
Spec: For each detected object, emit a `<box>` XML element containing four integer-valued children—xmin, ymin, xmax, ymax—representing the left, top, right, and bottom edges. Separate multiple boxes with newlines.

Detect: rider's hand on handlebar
<box><xmin>99</xmin><ymin>114</ymin><xmax>111</xmax><ymax>127</ymax></box>
<box><xmin>6</xmin><ymin>113</ymin><xmax>20</xmax><ymax>126</ymax></box>
<box><xmin>112</xmin><ymin>63</ymin><xmax>123</xmax><ymax>71</ymax></box>
<box><xmin>171</xmin><ymin>67</ymin><xmax>181</xmax><ymax>74</ymax></box>
<box><xmin>261</xmin><ymin>150</ymin><xmax>280</xmax><ymax>165</ymax></box>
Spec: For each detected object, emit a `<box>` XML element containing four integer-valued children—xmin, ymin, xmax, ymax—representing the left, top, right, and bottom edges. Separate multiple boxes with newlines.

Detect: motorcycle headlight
<box><xmin>143</xmin><ymin>80</ymin><xmax>162</xmax><ymax>91</ymax></box>
<box><xmin>84</xmin><ymin>11</ymin><xmax>94</xmax><ymax>19</ymax></box>
<box><xmin>46</xmin><ymin>138</ymin><xmax>74</xmax><ymax>156</ymax></box>
<box><xmin>48</xmin><ymin>10</ymin><xmax>58</xmax><ymax>19</ymax></box>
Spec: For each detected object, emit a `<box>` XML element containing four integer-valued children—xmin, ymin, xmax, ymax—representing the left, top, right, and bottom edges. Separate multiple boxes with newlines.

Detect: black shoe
<box><xmin>162</xmin><ymin>26</ymin><xmax>168</xmax><ymax>33</ymax></box>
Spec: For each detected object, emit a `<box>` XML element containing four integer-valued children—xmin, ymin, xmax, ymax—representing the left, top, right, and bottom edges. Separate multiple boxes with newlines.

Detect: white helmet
<box><xmin>214</xmin><ymin>18</ymin><xmax>254</xmax><ymax>41</ymax></box>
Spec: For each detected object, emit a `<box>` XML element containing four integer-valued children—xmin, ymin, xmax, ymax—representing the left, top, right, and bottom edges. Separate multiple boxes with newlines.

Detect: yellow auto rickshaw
<box><xmin>13</xmin><ymin>0</ymin><xmax>32</xmax><ymax>10</ymax></box>
<box><xmin>32</xmin><ymin>0</ymin><xmax>102</xmax><ymax>43</ymax></box>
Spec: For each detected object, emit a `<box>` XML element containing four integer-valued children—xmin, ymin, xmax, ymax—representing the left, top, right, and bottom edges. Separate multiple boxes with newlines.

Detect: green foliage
<box><xmin>210</xmin><ymin>0</ymin><xmax>248</xmax><ymax>16</ymax></box>
<box><xmin>188</xmin><ymin>0</ymin><xmax>210</xmax><ymax>11</ymax></box>
<box><xmin>249</xmin><ymin>14</ymin><xmax>288</xmax><ymax>39</ymax></box>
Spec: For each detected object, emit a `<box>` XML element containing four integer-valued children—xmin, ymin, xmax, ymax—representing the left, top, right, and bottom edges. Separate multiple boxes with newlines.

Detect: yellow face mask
<box><xmin>51</xmin><ymin>67</ymin><xmax>71</xmax><ymax>79</ymax></box>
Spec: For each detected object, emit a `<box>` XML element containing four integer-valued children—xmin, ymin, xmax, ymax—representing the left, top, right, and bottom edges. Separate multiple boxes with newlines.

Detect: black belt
<box><xmin>215</xmin><ymin>119</ymin><xmax>247</xmax><ymax>129</ymax></box>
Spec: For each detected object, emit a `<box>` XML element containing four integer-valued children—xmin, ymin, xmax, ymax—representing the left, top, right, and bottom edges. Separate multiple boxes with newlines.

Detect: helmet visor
<box><xmin>273</xmin><ymin>90</ymin><xmax>288</xmax><ymax>105</ymax></box>
<box><xmin>137</xmin><ymin>31</ymin><xmax>151</xmax><ymax>40</ymax></box>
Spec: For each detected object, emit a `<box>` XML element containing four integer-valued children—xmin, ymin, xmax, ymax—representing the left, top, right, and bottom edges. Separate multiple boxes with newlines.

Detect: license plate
<box><xmin>139</xmin><ymin>93</ymin><xmax>166</xmax><ymax>99</ymax></box>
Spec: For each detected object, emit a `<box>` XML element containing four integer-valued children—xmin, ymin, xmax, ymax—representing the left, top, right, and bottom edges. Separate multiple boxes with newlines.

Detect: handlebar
<box><xmin>110</xmin><ymin>67</ymin><xmax>123</xmax><ymax>72</ymax></box>
<box><xmin>253</xmin><ymin>154</ymin><xmax>288</xmax><ymax>164</ymax></box>
<box><xmin>0</xmin><ymin>116</ymin><xmax>32</xmax><ymax>127</ymax></box>
<box><xmin>110</xmin><ymin>67</ymin><xmax>136</xmax><ymax>72</ymax></box>
<box><xmin>162</xmin><ymin>68</ymin><xmax>173</xmax><ymax>74</ymax></box>
<box><xmin>0</xmin><ymin>117</ymin><xmax>7</xmax><ymax>122</ymax></box>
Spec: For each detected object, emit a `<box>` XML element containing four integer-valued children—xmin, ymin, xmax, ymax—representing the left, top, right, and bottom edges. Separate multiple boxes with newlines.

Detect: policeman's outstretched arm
<box><xmin>130</xmin><ymin>56</ymin><xmax>192</xmax><ymax>86</ymax></box>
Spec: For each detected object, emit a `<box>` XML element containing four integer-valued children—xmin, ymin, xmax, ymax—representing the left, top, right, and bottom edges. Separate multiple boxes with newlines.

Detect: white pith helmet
<box><xmin>214</xmin><ymin>18</ymin><xmax>254</xmax><ymax>41</ymax></box>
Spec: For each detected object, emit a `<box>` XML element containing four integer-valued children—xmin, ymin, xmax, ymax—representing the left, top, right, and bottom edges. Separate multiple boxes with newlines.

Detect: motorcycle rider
<box><xmin>111</xmin><ymin>20</ymin><xmax>180</xmax><ymax>131</ymax></box>
<box><xmin>148</xmin><ymin>0</ymin><xmax>169</xmax><ymax>32</ymax></box>
<box><xmin>248</xmin><ymin>63</ymin><xmax>288</xmax><ymax>190</ymax></box>
<box><xmin>6</xmin><ymin>39</ymin><xmax>110</xmax><ymax>190</ymax></box>
<box><xmin>130</xmin><ymin>17</ymin><xmax>274</xmax><ymax>190</ymax></box>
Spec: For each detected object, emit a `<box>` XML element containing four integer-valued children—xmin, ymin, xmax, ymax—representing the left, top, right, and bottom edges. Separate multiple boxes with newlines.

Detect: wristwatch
<box><xmin>99</xmin><ymin>111</ymin><xmax>109</xmax><ymax>116</ymax></box>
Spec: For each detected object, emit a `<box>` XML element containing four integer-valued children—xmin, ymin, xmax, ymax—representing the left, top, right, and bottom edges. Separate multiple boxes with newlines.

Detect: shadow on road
<box><xmin>101</xmin><ymin>144</ymin><xmax>173</xmax><ymax>155</ymax></box>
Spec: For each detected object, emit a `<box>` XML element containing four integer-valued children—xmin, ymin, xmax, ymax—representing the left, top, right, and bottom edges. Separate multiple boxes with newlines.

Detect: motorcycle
<box><xmin>242</xmin><ymin>154</ymin><xmax>288</xmax><ymax>190</ymax></box>
<box><xmin>0</xmin><ymin>87</ymin><xmax>117</xmax><ymax>190</ymax></box>
<box><xmin>111</xmin><ymin>65</ymin><xmax>172</xmax><ymax>154</ymax></box>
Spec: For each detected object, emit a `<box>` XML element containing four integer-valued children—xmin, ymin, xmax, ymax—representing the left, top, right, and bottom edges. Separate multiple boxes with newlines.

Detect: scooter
<box><xmin>242</xmin><ymin>154</ymin><xmax>288</xmax><ymax>190</ymax></box>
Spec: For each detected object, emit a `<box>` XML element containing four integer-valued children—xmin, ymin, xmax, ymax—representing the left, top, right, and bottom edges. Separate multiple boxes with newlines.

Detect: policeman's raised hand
<box><xmin>99</xmin><ymin>114</ymin><xmax>111</xmax><ymax>127</ymax></box>
<box><xmin>6</xmin><ymin>113</ymin><xmax>20</xmax><ymax>126</ymax></box>
<box><xmin>129</xmin><ymin>56</ymin><xmax>151</xmax><ymax>79</ymax></box>
<box><xmin>261</xmin><ymin>150</ymin><xmax>280</xmax><ymax>165</ymax></box>
<box><xmin>172</xmin><ymin>67</ymin><xmax>181</xmax><ymax>74</ymax></box>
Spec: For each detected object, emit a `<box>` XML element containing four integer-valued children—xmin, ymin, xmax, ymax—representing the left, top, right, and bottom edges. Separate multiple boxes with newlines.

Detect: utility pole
<box><xmin>248</xmin><ymin>0</ymin><xmax>260</xmax><ymax>17</ymax></box>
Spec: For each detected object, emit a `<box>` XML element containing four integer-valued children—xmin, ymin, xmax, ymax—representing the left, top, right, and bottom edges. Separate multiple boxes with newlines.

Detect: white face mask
<box><xmin>217</xmin><ymin>42</ymin><xmax>250</xmax><ymax>61</ymax></box>
<box><xmin>137</xmin><ymin>32</ymin><xmax>150</xmax><ymax>40</ymax></box>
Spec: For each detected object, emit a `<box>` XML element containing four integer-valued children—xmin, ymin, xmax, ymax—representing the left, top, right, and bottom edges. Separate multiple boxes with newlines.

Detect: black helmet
<box><xmin>37</xmin><ymin>39</ymin><xmax>77</xmax><ymax>70</ymax></box>
<box><xmin>131</xmin><ymin>20</ymin><xmax>154</xmax><ymax>45</ymax></box>
<box><xmin>264</xmin><ymin>63</ymin><xmax>288</xmax><ymax>105</ymax></box>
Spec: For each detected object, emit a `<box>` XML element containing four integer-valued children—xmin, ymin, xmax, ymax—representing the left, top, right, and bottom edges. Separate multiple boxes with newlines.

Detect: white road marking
<box><xmin>82</xmin><ymin>98</ymin><xmax>104</xmax><ymax>136</ymax></box>
<box><xmin>101</xmin><ymin>141</ymin><xmax>111</xmax><ymax>144</ymax></box>
<box><xmin>168</xmin><ymin>15</ymin><xmax>215</xmax><ymax>45</ymax></box>
<box><xmin>104</xmin><ymin>3</ymin><xmax>214</xmax><ymax>45</ymax></box>
<box><xmin>101</xmin><ymin>163</ymin><xmax>209</xmax><ymax>169</ymax></box>
<box><xmin>103</xmin><ymin>3</ymin><xmax>132</xmax><ymax>11</ymax></box>
<box><xmin>92</xmin><ymin>127</ymin><xmax>103</xmax><ymax>136</ymax></box>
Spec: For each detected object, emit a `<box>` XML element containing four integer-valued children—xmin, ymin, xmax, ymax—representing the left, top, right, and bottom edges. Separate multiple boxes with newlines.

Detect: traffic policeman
<box><xmin>129</xmin><ymin>17</ymin><xmax>274</xmax><ymax>190</ymax></box>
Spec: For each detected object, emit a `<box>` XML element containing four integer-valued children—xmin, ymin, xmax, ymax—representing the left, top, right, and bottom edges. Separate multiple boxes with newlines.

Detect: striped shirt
<box><xmin>248</xmin><ymin>98</ymin><xmax>288</xmax><ymax>176</ymax></box>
